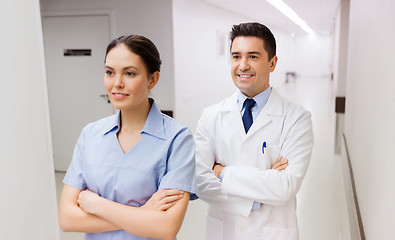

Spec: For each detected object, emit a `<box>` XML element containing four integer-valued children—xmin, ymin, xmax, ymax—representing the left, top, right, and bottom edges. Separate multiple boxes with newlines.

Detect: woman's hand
<box><xmin>77</xmin><ymin>189</ymin><xmax>102</xmax><ymax>214</ymax></box>
<box><xmin>272</xmin><ymin>156</ymin><xmax>289</xmax><ymax>171</ymax></box>
<box><xmin>141</xmin><ymin>189</ymin><xmax>184</xmax><ymax>211</ymax></box>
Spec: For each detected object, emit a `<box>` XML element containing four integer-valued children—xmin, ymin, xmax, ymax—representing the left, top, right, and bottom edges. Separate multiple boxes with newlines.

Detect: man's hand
<box><xmin>272</xmin><ymin>156</ymin><xmax>288</xmax><ymax>171</ymax></box>
<box><xmin>213</xmin><ymin>163</ymin><xmax>225</xmax><ymax>179</ymax></box>
<box><xmin>141</xmin><ymin>189</ymin><xmax>184</xmax><ymax>211</ymax></box>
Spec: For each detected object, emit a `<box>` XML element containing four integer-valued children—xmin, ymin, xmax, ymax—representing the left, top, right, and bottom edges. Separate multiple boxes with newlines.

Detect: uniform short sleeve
<box><xmin>63</xmin><ymin>127</ymin><xmax>87</xmax><ymax>190</ymax></box>
<box><xmin>158</xmin><ymin>128</ymin><xmax>198</xmax><ymax>200</ymax></box>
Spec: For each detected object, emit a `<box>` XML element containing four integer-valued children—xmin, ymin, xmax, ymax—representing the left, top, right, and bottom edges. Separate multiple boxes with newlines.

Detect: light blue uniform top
<box><xmin>64</xmin><ymin>99</ymin><xmax>198</xmax><ymax>240</ymax></box>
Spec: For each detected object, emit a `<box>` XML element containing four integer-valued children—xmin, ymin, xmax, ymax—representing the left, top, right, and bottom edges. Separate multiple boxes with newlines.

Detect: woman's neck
<box><xmin>119</xmin><ymin>99</ymin><xmax>151</xmax><ymax>133</ymax></box>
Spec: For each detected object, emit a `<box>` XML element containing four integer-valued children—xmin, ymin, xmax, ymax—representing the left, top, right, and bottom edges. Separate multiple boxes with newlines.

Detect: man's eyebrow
<box><xmin>231</xmin><ymin>51</ymin><xmax>261</xmax><ymax>55</ymax></box>
<box><xmin>248</xmin><ymin>51</ymin><xmax>261</xmax><ymax>55</ymax></box>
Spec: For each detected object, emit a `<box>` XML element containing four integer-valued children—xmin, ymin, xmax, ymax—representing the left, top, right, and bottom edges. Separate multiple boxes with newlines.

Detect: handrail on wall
<box><xmin>342</xmin><ymin>134</ymin><xmax>366</xmax><ymax>240</ymax></box>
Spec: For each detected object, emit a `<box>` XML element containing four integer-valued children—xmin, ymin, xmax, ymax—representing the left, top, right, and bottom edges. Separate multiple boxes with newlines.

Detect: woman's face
<box><xmin>104</xmin><ymin>44</ymin><xmax>158</xmax><ymax>111</ymax></box>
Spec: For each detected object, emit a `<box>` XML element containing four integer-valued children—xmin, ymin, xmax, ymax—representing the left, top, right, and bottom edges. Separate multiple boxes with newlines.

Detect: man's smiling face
<box><xmin>231</xmin><ymin>36</ymin><xmax>277</xmax><ymax>98</ymax></box>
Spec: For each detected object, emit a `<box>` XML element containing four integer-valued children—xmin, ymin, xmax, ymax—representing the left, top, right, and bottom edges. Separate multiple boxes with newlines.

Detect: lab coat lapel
<box><xmin>221</xmin><ymin>92</ymin><xmax>245</xmax><ymax>138</ymax></box>
<box><xmin>246</xmin><ymin>89</ymin><xmax>283</xmax><ymax>138</ymax></box>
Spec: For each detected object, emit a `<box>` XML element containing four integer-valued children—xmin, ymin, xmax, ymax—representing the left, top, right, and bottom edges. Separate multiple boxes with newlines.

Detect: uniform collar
<box><xmin>102</xmin><ymin>98</ymin><xmax>166</xmax><ymax>140</ymax></box>
<box><xmin>221</xmin><ymin>88</ymin><xmax>283</xmax><ymax>117</ymax></box>
<box><xmin>142</xmin><ymin>98</ymin><xmax>166</xmax><ymax>140</ymax></box>
<box><xmin>236</xmin><ymin>86</ymin><xmax>272</xmax><ymax>111</ymax></box>
<box><xmin>103</xmin><ymin>112</ymin><xmax>121</xmax><ymax>135</ymax></box>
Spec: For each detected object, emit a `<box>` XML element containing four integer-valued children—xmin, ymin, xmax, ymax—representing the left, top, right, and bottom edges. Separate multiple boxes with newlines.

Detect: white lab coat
<box><xmin>195</xmin><ymin>89</ymin><xmax>314</xmax><ymax>240</ymax></box>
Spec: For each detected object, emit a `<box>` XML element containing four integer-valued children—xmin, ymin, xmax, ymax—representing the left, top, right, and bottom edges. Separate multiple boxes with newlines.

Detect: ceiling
<box><xmin>204</xmin><ymin>0</ymin><xmax>340</xmax><ymax>35</ymax></box>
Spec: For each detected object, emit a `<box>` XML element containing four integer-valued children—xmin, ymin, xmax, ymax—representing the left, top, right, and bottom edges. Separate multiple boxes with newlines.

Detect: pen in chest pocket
<box><xmin>262</xmin><ymin>141</ymin><xmax>266</xmax><ymax>154</ymax></box>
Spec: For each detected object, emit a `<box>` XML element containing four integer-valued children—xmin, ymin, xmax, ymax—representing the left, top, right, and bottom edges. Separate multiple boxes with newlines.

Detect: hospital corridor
<box><xmin>2</xmin><ymin>0</ymin><xmax>395</xmax><ymax>240</ymax></box>
<box><xmin>53</xmin><ymin>76</ymin><xmax>344</xmax><ymax>240</ymax></box>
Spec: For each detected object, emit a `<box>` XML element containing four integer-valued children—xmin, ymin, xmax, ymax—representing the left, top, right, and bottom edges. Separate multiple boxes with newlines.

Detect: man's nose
<box><xmin>239</xmin><ymin>58</ymin><xmax>250</xmax><ymax>71</ymax></box>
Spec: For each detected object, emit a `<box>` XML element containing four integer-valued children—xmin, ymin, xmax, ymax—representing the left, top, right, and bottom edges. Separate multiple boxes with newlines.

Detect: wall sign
<box><xmin>63</xmin><ymin>49</ymin><xmax>91</xmax><ymax>56</ymax></box>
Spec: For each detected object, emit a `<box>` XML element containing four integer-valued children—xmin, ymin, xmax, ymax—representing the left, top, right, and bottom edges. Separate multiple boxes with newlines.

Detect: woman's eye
<box><xmin>232</xmin><ymin>55</ymin><xmax>240</xmax><ymax>60</ymax></box>
<box><xmin>105</xmin><ymin>70</ymin><xmax>113</xmax><ymax>75</ymax></box>
<box><xmin>125</xmin><ymin>72</ymin><xmax>135</xmax><ymax>76</ymax></box>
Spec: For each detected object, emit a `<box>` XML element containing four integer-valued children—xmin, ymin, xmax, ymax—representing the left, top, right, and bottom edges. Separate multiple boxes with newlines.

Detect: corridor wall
<box><xmin>344</xmin><ymin>0</ymin><xmax>395</xmax><ymax>239</ymax></box>
<box><xmin>0</xmin><ymin>0</ymin><xmax>60</xmax><ymax>239</ymax></box>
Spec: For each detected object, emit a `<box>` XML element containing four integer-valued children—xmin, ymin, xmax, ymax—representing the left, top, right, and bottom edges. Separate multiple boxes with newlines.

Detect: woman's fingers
<box><xmin>158</xmin><ymin>190</ymin><xmax>184</xmax><ymax>210</ymax></box>
<box><xmin>159</xmin><ymin>199</ymin><xmax>179</xmax><ymax>211</ymax></box>
<box><xmin>160</xmin><ymin>193</ymin><xmax>184</xmax><ymax>204</ymax></box>
<box><xmin>142</xmin><ymin>189</ymin><xmax>184</xmax><ymax>211</ymax></box>
<box><xmin>158</xmin><ymin>189</ymin><xmax>184</xmax><ymax>198</ymax></box>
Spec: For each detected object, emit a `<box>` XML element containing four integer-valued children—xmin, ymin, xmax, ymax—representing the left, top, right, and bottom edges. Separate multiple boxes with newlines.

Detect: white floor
<box><xmin>55</xmin><ymin>76</ymin><xmax>347</xmax><ymax>240</ymax></box>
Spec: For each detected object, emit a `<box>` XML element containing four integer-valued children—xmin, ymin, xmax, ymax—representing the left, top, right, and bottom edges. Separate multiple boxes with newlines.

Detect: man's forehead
<box><xmin>230</xmin><ymin>41</ymin><xmax>267</xmax><ymax>55</ymax></box>
<box><xmin>231</xmin><ymin>36</ymin><xmax>265</xmax><ymax>51</ymax></box>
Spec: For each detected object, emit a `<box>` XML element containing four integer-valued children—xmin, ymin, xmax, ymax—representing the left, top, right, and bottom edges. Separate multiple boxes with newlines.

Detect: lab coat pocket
<box><xmin>268</xmin><ymin>145</ymin><xmax>281</xmax><ymax>164</ymax></box>
<box><xmin>259</xmin><ymin>144</ymin><xmax>281</xmax><ymax>169</ymax></box>
<box><xmin>206</xmin><ymin>215</ymin><xmax>223</xmax><ymax>240</ymax></box>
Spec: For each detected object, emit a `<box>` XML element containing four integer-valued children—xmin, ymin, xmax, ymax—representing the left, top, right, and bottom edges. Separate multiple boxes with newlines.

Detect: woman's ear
<box><xmin>148</xmin><ymin>71</ymin><xmax>160</xmax><ymax>90</ymax></box>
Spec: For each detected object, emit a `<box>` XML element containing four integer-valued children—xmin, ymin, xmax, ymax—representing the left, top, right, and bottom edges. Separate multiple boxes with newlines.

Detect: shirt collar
<box><xmin>237</xmin><ymin>86</ymin><xmax>272</xmax><ymax>111</ymax></box>
<box><xmin>103</xmin><ymin>111</ymin><xmax>121</xmax><ymax>135</ymax></box>
<box><xmin>102</xmin><ymin>98</ymin><xmax>166</xmax><ymax>140</ymax></box>
<box><xmin>142</xmin><ymin>98</ymin><xmax>166</xmax><ymax>140</ymax></box>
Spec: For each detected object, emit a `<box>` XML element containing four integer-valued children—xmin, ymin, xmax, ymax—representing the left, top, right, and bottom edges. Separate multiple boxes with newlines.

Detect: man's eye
<box><xmin>232</xmin><ymin>55</ymin><xmax>240</xmax><ymax>59</ymax></box>
<box><xmin>250</xmin><ymin>55</ymin><xmax>258</xmax><ymax>59</ymax></box>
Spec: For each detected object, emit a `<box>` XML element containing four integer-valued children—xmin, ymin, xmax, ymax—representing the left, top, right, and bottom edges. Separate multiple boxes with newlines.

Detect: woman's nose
<box><xmin>114</xmin><ymin>75</ymin><xmax>124</xmax><ymax>88</ymax></box>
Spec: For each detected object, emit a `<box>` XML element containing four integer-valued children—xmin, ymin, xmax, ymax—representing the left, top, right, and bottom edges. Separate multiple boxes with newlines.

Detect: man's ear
<box><xmin>270</xmin><ymin>55</ymin><xmax>278</xmax><ymax>72</ymax></box>
<box><xmin>148</xmin><ymin>71</ymin><xmax>160</xmax><ymax>89</ymax></box>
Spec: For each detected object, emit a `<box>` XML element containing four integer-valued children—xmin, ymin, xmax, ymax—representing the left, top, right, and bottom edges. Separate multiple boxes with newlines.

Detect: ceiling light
<box><xmin>266</xmin><ymin>0</ymin><xmax>315</xmax><ymax>34</ymax></box>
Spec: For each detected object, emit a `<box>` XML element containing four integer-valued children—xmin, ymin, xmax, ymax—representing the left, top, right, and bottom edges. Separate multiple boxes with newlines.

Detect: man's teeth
<box><xmin>239</xmin><ymin>74</ymin><xmax>252</xmax><ymax>78</ymax></box>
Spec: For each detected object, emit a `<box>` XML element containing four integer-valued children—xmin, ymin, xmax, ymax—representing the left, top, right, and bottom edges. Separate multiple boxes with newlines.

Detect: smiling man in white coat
<box><xmin>195</xmin><ymin>22</ymin><xmax>314</xmax><ymax>240</ymax></box>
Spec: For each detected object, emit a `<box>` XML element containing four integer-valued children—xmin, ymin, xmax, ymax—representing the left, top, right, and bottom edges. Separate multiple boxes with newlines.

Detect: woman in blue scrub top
<box><xmin>58</xmin><ymin>35</ymin><xmax>198</xmax><ymax>240</ymax></box>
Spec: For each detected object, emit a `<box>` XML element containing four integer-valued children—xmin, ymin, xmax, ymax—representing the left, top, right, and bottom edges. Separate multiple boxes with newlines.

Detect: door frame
<box><xmin>42</xmin><ymin>10</ymin><xmax>116</xmax><ymax>172</ymax></box>
<box><xmin>42</xmin><ymin>9</ymin><xmax>116</xmax><ymax>40</ymax></box>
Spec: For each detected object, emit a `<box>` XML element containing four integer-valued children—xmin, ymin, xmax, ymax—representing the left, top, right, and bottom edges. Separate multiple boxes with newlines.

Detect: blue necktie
<box><xmin>242</xmin><ymin>98</ymin><xmax>256</xmax><ymax>133</ymax></box>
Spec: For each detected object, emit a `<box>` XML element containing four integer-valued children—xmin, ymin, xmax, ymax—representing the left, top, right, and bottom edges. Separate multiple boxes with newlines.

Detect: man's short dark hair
<box><xmin>230</xmin><ymin>22</ymin><xmax>276</xmax><ymax>60</ymax></box>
